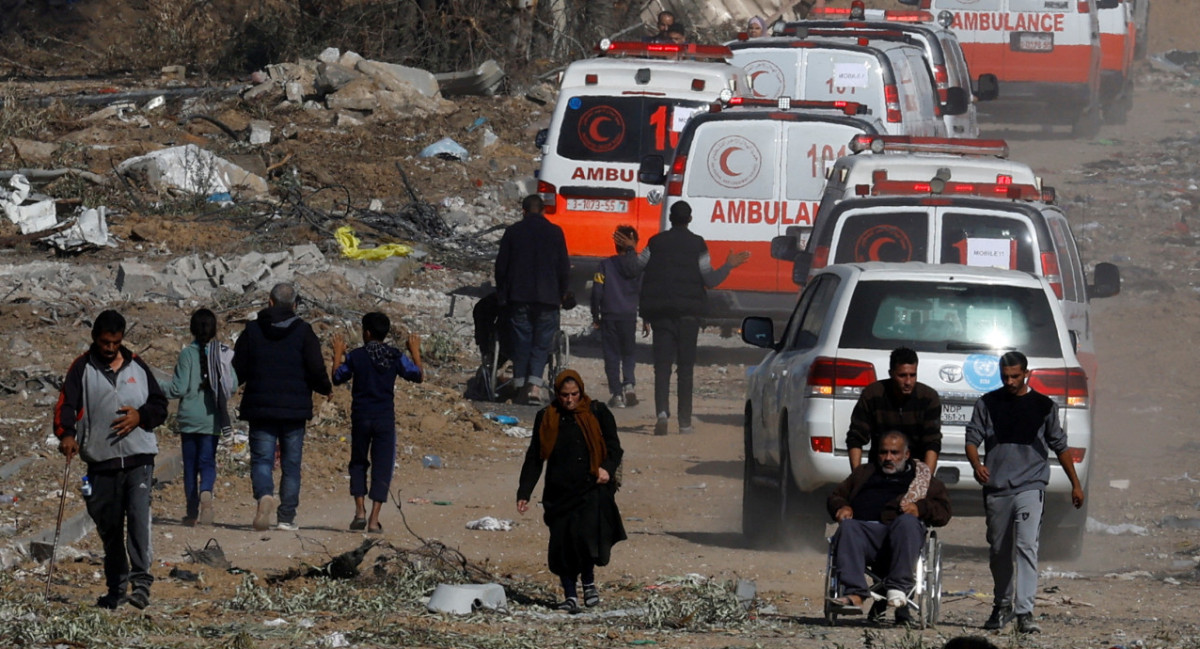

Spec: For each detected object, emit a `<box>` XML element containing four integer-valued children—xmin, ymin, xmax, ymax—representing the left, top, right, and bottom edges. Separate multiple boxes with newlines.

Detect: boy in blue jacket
<box><xmin>591</xmin><ymin>225</ymin><xmax>643</xmax><ymax>408</ymax></box>
<box><xmin>332</xmin><ymin>312</ymin><xmax>423</xmax><ymax>533</ymax></box>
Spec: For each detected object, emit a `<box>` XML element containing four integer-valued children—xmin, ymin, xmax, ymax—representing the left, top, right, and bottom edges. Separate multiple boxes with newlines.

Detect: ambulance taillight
<box><xmin>1041</xmin><ymin>251</ymin><xmax>1064</xmax><ymax>299</ymax></box>
<box><xmin>884</xmin><ymin>84</ymin><xmax>902</xmax><ymax>123</ymax></box>
<box><xmin>538</xmin><ymin>180</ymin><xmax>558</xmax><ymax>215</ymax></box>
<box><xmin>882</xmin><ymin>10</ymin><xmax>935</xmax><ymax>22</ymax></box>
<box><xmin>667</xmin><ymin>155</ymin><xmax>687</xmax><ymax>196</ymax></box>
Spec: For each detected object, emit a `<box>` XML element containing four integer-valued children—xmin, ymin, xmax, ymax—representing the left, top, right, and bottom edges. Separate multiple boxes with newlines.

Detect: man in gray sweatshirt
<box><xmin>55</xmin><ymin>309</ymin><xmax>168</xmax><ymax>610</ymax></box>
<box><xmin>965</xmin><ymin>351</ymin><xmax>1084</xmax><ymax>634</ymax></box>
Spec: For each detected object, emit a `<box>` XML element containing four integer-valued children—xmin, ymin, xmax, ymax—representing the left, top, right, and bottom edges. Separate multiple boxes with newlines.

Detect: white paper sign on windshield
<box><xmin>672</xmin><ymin>106</ymin><xmax>699</xmax><ymax>132</ymax></box>
<box><xmin>965</xmin><ymin>238</ymin><xmax>1013</xmax><ymax>269</ymax></box>
<box><xmin>833</xmin><ymin>63</ymin><xmax>869</xmax><ymax>88</ymax></box>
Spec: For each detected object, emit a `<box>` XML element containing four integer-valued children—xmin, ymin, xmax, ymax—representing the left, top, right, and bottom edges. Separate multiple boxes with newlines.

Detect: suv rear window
<box><xmin>839</xmin><ymin>280</ymin><xmax>1062</xmax><ymax>357</ymax></box>
<box><xmin>556</xmin><ymin>96</ymin><xmax>708</xmax><ymax>164</ymax></box>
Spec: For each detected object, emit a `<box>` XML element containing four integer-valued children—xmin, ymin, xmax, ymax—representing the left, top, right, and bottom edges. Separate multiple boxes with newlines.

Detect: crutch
<box><xmin>44</xmin><ymin>456</ymin><xmax>72</xmax><ymax>600</ymax></box>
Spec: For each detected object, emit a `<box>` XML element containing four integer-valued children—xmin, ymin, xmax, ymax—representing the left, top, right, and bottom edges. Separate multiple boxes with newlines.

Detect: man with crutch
<box><xmin>54</xmin><ymin>310</ymin><xmax>168</xmax><ymax>609</ymax></box>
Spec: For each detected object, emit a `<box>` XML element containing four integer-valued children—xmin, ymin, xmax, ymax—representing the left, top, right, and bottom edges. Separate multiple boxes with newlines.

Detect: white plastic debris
<box><xmin>419</xmin><ymin>137</ymin><xmax>469</xmax><ymax>161</ymax></box>
<box><xmin>322</xmin><ymin>631</ymin><xmax>350</xmax><ymax>647</ymax></box>
<box><xmin>1</xmin><ymin>174</ymin><xmax>57</xmax><ymax>234</ymax></box>
<box><xmin>262</xmin><ymin>618</ymin><xmax>288</xmax><ymax>627</ymax></box>
<box><xmin>465</xmin><ymin>516</ymin><xmax>513</xmax><ymax>531</ymax></box>
<box><xmin>43</xmin><ymin>207</ymin><xmax>114</xmax><ymax>251</ymax></box>
<box><xmin>1109</xmin><ymin>479</ymin><xmax>1130</xmax><ymax>490</ymax></box>
<box><xmin>503</xmin><ymin>425</ymin><xmax>531</xmax><ymax>438</ymax></box>
<box><xmin>427</xmin><ymin>583</ymin><xmax>508</xmax><ymax>615</ymax></box>
<box><xmin>1086</xmin><ymin>516</ymin><xmax>1149</xmax><ymax>536</ymax></box>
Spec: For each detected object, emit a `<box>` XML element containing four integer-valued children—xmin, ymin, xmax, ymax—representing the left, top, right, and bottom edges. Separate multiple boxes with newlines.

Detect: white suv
<box><xmin>740</xmin><ymin>262</ymin><xmax>1094</xmax><ymax>558</ymax></box>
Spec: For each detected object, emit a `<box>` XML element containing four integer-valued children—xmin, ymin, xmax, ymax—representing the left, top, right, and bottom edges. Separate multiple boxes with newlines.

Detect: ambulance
<box><xmin>536</xmin><ymin>40</ymin><xmax>748</xmax><ymax>294</ymax></box>
<box><xmin>907</xmin><ymin>0</ymin><xmax>1103</xmax><ymax>136</ymax></box>
<box><xmin>774</xmin><ymin>4</ymin><xmax>998</xmax><ymax>136</ymax></box>
<box><xmin>728</xmin><ymin>34</ymin><xmax>946</xmax><ymax>137</ymax></box>
<box><xmin>1097</xmin><ymin>0</ymin><xmax>1136</xmax><ymax>123</ymax></box>
<box><xmin>662</xmin><ymin>97</ymin><xmax>883</xmax><ymax>324</ymax></box>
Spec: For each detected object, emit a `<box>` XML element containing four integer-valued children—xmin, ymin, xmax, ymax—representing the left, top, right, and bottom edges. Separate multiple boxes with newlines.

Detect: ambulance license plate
<box><xmin>941</xmin><ymin>403</ymin><xmax>971</xmax><ymax>426</ymax></box>
<box><xmin>567</xmin><ymin>198</ymin><xmax>629</xmax><ymax>213</ymax></box>
<box><xmin>1013</xmin><ymin>32</ymin><xmax>1053</xmax><ymax>53</ymax></box>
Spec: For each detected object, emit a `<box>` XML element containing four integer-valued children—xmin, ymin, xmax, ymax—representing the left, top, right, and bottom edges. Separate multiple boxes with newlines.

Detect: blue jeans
<box><xmin>180</xmin><ymin>433</ymin><xmax>219</xmax><ymax>519</ymax></box>
<box><xmin>509</xmin><ymin>303</ymin><xmax>559</xmax><ymax>386</ymax></box>
<box><xmin>249</xmin><ymin>420</ymin><xmax>306</xmax><ymax>524</ymax></box>
<box><xmin>349</xmin><ymin>416</ymin><xmax>396</xmax><ymax>503</ymax></box>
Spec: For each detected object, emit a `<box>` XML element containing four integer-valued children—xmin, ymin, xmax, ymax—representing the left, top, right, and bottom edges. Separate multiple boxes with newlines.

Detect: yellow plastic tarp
<box><xmin>335</xmin><ymin>226</ymin><xmax>413</xmax><ymax>260</ymax></box>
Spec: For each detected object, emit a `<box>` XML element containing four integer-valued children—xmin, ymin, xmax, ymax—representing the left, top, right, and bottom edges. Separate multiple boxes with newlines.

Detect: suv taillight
<box><xmin>1041</xmin><ymin>251</ymin><xmax>1063</xmax><ymax>299</ymax></box>
<box><xmin>538</xmin><ymin>180</ymin><xmax>558</xmax><ymax>215</ymax></box>
<box><xmin>1028</xmin><ymin>367</ymin><xmax>1089</xmax><ymax>408</ymax></box>
<box><xmin>807</xmin><ymin>357</ymin><xmax>877</xmax><ymax>397</ymax></box>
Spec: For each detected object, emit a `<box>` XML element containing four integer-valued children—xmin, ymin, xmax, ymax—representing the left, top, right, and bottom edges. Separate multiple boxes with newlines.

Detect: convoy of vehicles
<box><xmin>535</xmin><ymin>1</ymin><xmax>1134</xmax><ymax>560</ymax></box>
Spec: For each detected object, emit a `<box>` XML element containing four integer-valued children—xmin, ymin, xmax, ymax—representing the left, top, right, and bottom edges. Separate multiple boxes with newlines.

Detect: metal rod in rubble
<box><xmin>44</xmin><ymin>457</ymin><xmax>72</xmax><ymax>600</ymax></box>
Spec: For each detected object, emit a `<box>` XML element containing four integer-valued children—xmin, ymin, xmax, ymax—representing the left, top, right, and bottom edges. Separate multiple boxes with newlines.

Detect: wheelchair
<box><xmin>823</xmin><ymin>527</ymin><xmax>943</xmax><ymax>628</ymax></box>
<box><xmin>468</xmin><ymin>292</ymin><xmax>569</xmax><ymax>402</ymax></box>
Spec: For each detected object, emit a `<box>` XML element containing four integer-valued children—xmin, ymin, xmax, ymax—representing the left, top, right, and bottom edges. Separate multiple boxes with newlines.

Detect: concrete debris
<box><xmin>248</xmin><ymin>120</ymin><xmax>273</xmax><ymax>145</ymax></box>
<box><xmin>356</xmin><ymin>59</ymin><xmax>439</xmax><ymax>98</ymax></box>
<box><xmin>316</xmin><ymin>62</ymin><xmax>362</xmax><ymax>95</ymax></box>
<box><xmin>116</xmin><ymin>144</ymin><xmax>270</xmax><ymax>199</ymax></box>
<box><xmin>434</xmin><ymin>59</ymin><xmax>506</xmax><ymax>97</ymax></box>
<box><xmin>161</xmin><ymin>65</ymin><xmax>186</xmax><ymax>81</ymax></box>
<box><xmin>317</xmin><ymin>47</ymin><xmax>341</xmax><ymax>64</ymax></box>
<box><xmin>1</xmin><ymin>174</ymin><xmax>56</xmax><ymax>234</ymax></box>
<box><xmin>525</xmin><ymin>82</ymin><xmax>557</xmax><ymax>106</ymax></box>
<box><xmin>8</xmin><ymin>138</ymin><xmax>56</xmax><ymax>166</ymax></box>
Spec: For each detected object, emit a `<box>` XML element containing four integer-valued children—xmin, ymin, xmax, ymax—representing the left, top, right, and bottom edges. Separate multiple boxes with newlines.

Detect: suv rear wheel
<box><xmin>742</xmin><ymin>406</ymin><xmax>779</xmax><ymax>547</ymax></box>
<box><xmin>778</xmin><ymin>426</ymin><xmax>830</xmax><ymax>551</ymax></box>
<box><xmin>1040</xmin><ymin>497</ymin><xmax>1088</xmax><ymax>560</ymax></box>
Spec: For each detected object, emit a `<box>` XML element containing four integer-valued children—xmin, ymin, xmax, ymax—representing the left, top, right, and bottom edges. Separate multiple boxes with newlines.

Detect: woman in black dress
<box><xmin>517</xmin><ymin>369</ymin><xmax>626</xmax><ymax>613</ymax></box>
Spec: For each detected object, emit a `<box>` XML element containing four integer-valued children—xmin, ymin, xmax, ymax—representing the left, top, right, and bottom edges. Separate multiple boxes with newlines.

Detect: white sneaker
<box><xmin>274</xmin><ymin>521</ymin><xmax>300</xmax><ymax>532</ymax></box>
<box><xmin>886</xmin><ymin>589</ymin><xmax>906</xmax><ymax>608</ymax></box>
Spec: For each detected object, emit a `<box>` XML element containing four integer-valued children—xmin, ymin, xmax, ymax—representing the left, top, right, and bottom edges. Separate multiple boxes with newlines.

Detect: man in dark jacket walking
<box><xmin>233</xmin><ymin>282</ymin><xmax>332</xmax><ymax>531</ymax></box>
<box><xmin>616</xmin><ymin>201</ymin><xmax>749</xmax><ymax>435</ymax></box>
<box><xmin>55</xmin><ymin>309</ymin><xmax>169</xmax><ymax>609</ymax></box>
<box><xmin>494</xmin><ymin>195</ymin><xmax>570</xmax><ymax>406</ymax></box>
<box><xmin>826</xmin><ymin>431</ymin><xmax>951</xmax><ymax>626</ymax></box>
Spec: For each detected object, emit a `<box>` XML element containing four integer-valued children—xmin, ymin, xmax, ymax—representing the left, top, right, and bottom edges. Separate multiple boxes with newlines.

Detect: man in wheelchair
<box><xmin>826</xmin><ymin>431</ymin><xmax>951</xmax><ymax>625</ymax></box>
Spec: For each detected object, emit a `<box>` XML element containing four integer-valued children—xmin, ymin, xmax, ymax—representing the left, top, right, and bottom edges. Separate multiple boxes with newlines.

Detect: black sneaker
<box><xmin>1016</xmin><ymin>613</ymin><xmax>1041</xmax><ymax>633</ymax></box>
<box><xmin>128</xmin><ymin>588</ymin><xmax>150</xmax><ymax>610</ymax></box>
<box><xmin>554</xmin><ymin>597</ymin><xmax>581</xmax><ymax>614</ymax></box>
<box><xmin>983</xmin><ymin>605</ymin><xmax>1014</xmax><ymax>630</ymax></box>
<box><xmin>96</xmin><ymin>592</ymin><xmax>127</xmax><ymax>609</ymax></box>
<box><xmin>654</xmin><ymin>415</ymin><xmax>669</xmax><ymax>436</ymax></box>
<box><xmin>894</xmin><ymin>606</ymin><xmax>916</xmax><ymax>628</ymax></box>
<box><xmin>867</xmin><ymin>599</ymin><xmax>888</xmax><ymax>623</ymax></box>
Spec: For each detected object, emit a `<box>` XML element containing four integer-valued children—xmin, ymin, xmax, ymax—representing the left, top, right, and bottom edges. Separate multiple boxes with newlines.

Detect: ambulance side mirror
<box><xmin>1088</xmin><ymin>262</ymin><xmax>1121</xmax><ymax>299</ymax></box>
<box><xmin>792</xmin><ymin>251</ymin><xmax>814</xmax><ymax>286</ymax></box>
<box><xmin>943</xmin><ymin>87</ymin><xmax>970</xmax><ymax>116</ymax></box>
<box><xmin>770</xmin><ymin>235</ymin><xmax>797</xmax><ymax>261</ymax></box>
<box><xmin>535</xmin><ymin>128</ymin><xmax>549</xmax><ymax>148</ymax></box>
<box><xmin>638</xmin><ymin>155</ymin><xmax>666</xmax><ymax>185</ymax></box>
<box><xmin>975</xmin><ymin>74</ymin><xmax>999</xmax><ymax>102</ymax></box>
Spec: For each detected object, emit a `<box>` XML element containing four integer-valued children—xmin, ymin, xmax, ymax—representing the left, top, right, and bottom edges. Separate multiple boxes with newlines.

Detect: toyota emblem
<box><xmin>939</xmin><ymin>365</ymin><xmax>963</xmax><ymax>383</ymax></box>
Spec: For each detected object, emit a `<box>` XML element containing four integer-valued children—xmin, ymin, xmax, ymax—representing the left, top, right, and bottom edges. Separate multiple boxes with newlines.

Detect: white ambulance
<box><xmin>1097</xmin><ymin>0</ymin><xmax>1136</xmax><ymax>123</ymax></box>
<box><xmin>728</xmin><ymin>34</ymin><xmax>946</xmax><ymax>137</ymax></box>
<box><xmin>536</xmin><ymin>40</ymin><xmax>747</xmax><ymax>293</ymax></box>
<box><xmin>662</xmin><ymin>97</ymin><xmax>883</xmax><ymax>324</ymax></box>
<box><xmin>908</xmin><ymin>0</ymin><xmax>1103</xmax><ymax>136</ymax></box>
<box><xmin>775</xmin><ymin>6</ymin><xmax>999</xmax><ymax>136</ymax></box>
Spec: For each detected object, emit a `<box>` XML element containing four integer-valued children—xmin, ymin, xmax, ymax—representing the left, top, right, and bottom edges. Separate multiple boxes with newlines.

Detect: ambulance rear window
<box><xmin>832</xmin><ymin>211</ymin><xmax>930</xmax><ymax>265</ymax></box>
<box><xmin>1009</xmin><ymin>0</ymin><xmax>1063</xmax><ymax>11</ymax></box>
<box><xmin>556</xmin><ymin>96</ymin><xmax>709</xmax><ymax>164</ymax></box>
<box><xmin>941</xmin><ymin>213</ymin><xmax>1037</xmax><ymax>272</ymax></box>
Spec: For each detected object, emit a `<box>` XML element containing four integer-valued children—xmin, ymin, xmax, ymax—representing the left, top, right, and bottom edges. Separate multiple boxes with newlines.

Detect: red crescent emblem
<box><xmin>719</xmin><ymin>147</ymin><xmax>743</xmax><ymax>176</ymax></box>
<box><xmin>588</xmin><ymin>116</ymin><xmax>613</xmax><ymax>143</ymax></box>
<box><xmin>868</xmin><ymin>237</ymin><xmax>896</xmax><ymax>260</ymax></box>
<box><xmin>749</xmin><ymin>70</ymin><xmax>767</xmax><ymax>97</ymax></box>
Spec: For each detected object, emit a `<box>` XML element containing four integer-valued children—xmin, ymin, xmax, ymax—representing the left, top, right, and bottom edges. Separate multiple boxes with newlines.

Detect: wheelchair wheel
<box><xmin>917</xmin><ymin>531</ymin><xmax>942</xmax><ymax>628</ymax></box>
<box><xmin>823</xmin><ymin>536</ymin><xmax>840</xmax><ymax>626</ymax></box>
<box><xmin>545</xmin><ymin>329</ymin><xmax>568</xmax><ymax>383</ymax></box>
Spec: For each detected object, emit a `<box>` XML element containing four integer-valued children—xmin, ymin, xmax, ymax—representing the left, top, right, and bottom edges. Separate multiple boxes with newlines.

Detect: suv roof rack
<box><xmin>849</xmin><ymin>134</ymin><xmax>1010</xmax><ymax>158</ymax></box>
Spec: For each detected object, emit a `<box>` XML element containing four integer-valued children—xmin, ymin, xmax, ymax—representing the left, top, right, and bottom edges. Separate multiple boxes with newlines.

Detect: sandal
<box><xmin>554</xmin><ymin>597</ymin><xmax>581</xmax><ymax>614</ymax></box>
<box><xmin>583</xmin><ymin>584</ymin><xmax>600</xmax><ymax>607</ymax></box>
<box><xmin>349</xmin><ymin>517</ymin><xmax>367</xmax><ymax>531</ymax></box>
<box><xmin>367</xmin><ymin>524</ymin><xmax>383</xmax><ymax>534</ymax></box>
<box><xmin>826</xmin><ymin>595</ymin><xmax>864</xmax><ymax>615</ymax></box>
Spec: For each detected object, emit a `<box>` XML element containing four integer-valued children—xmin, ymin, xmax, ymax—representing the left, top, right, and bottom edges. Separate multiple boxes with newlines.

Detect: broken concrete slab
<box><xmin>8</xmin><ymin>138</ymin><xmax>56</xmax><ymax>166</ymax></box>
<box><xmin>316</xmin><ymin>62</ymin><xmax>361</xmax><ymax>94</ymax></box>
<box><xmin>327</xmin><ymin>79</ymin><xmax>379</xmax><ymax>112</ymax></box>
<box><xmin>116</xmin><ymin>144</ymin><xmax>270</xmax><ymax>199</ymax></box>
<box><xmin>338</xmin><ymin>50</ymin><xmax>363</xmax><ymax>69</ymax></box>
<box><xmin>116</xmin><ymin>260</ymin><xmax>160</xmax><ymax>297</ymax></box>
<box><xmin>355</xmin><ymin>59</ymin><xmax>440</xmax><ymax>98</ymax></box>
<box><xmin>434</xmin><ymin>59</ymin><xmax>505</xmax><ymax>97</ymax></box>
<box><xmin>243</xmin><ymin>79</ymin><xmax>281</xmax><ymax>101</ymax></box>
<box><xmin>248</xmin><ymin>120</ymin><xmax>272</xmax><ymax>145</ymax></box>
